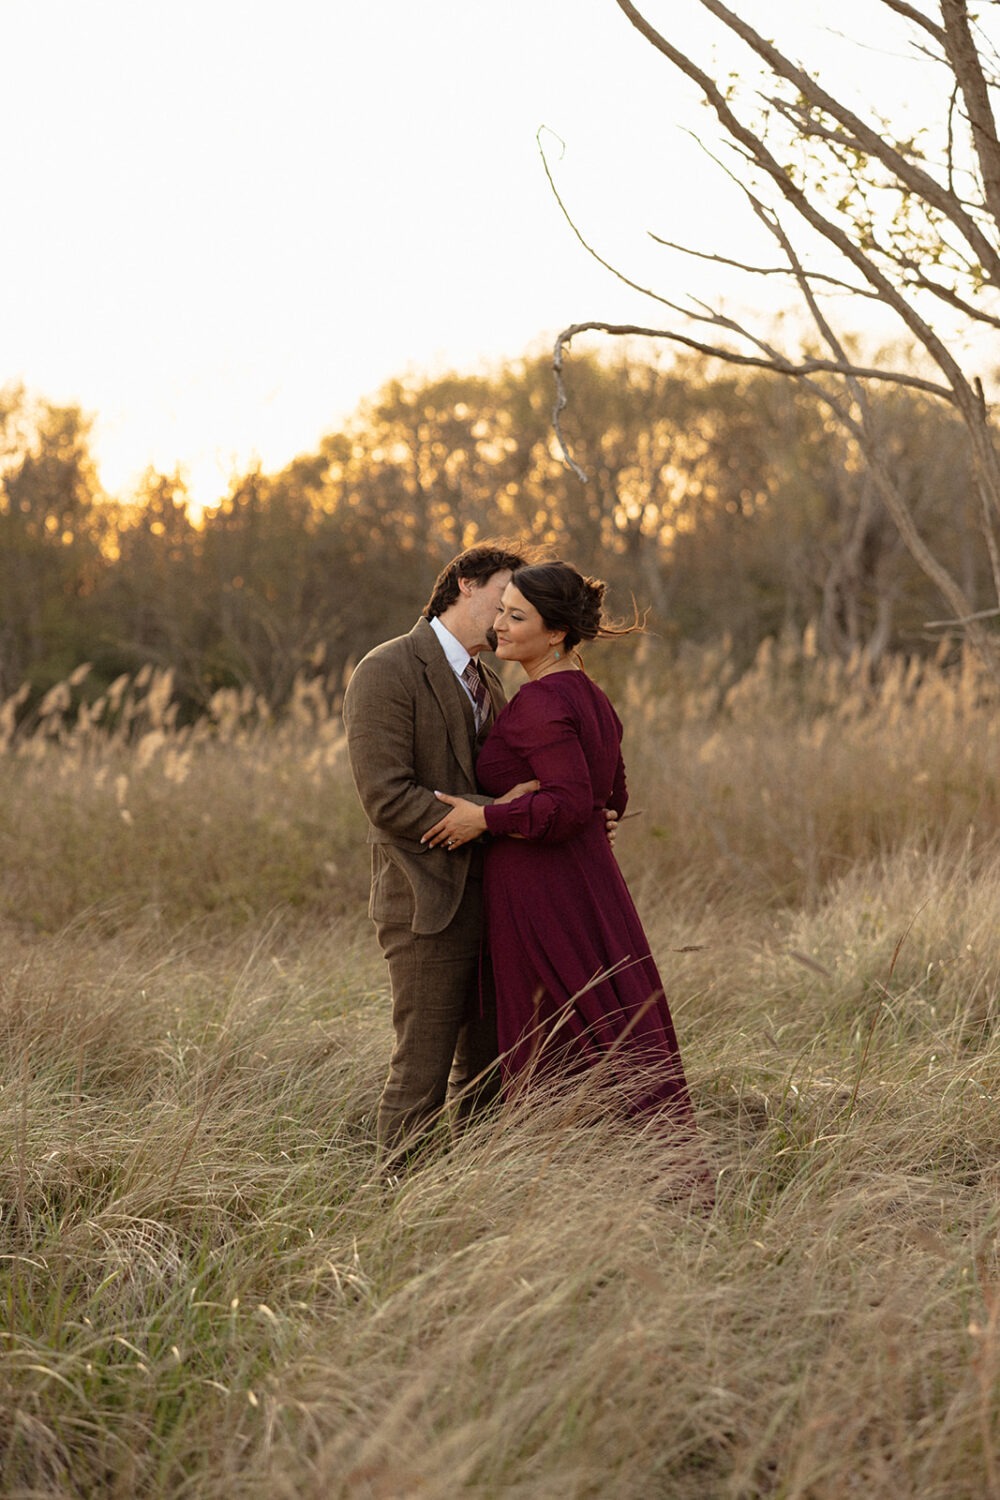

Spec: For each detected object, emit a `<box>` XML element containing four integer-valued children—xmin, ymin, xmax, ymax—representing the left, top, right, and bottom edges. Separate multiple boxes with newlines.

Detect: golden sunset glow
<box><xmin>3</xmin><ymin>1</ymin><xmax>928</xmax><ymax>511</ymax></box>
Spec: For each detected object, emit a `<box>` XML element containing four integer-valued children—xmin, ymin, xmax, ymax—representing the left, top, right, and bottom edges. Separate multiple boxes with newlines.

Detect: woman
<box><xmin>423</xmin><ymin>561</ymin><xmax>699</xmax><ymax>1132</ymax></box>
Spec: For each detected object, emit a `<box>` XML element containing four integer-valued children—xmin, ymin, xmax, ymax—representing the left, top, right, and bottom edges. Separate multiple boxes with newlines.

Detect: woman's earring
<box><xmin>553</xmin><ymin>648</ymin><xmax>560</xmax><ymax>660</ymax></box>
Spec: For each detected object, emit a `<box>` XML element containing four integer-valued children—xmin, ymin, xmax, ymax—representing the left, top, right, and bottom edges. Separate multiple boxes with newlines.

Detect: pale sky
<box><xmin>2</xmin><ymin>0</ymin><xmax>939</xmax><ymax>507</ymax></box>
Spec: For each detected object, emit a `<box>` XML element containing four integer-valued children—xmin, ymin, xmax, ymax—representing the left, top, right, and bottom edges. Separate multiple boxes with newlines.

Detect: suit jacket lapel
<box><xmin>480</xmin><ymin>662</ymin><xmax>504</xmax><ymax>727</ymax></box>
<box><xmin>411</xmin><ymin>619</ymin><xmax>477</xmax><ymax>782</ymax></box>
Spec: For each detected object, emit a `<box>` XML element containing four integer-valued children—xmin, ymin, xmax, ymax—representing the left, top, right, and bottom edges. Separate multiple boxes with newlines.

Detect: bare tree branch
<box><xmin>694</xmin><ymin>0</ymin><xmax>1000</xmax><ymax>281</ymax></box>
<box><xmin>612</xmin><ymin>0</ymin><xmax>983</xmax><ymax>423</ymax></box>
<box><xmin>536</xmin><ymin>126</ymin><xmax>696</xmax><ymax>321</ymax></box>
<box><xmin>541</xmin><ymin>123</ymin><xmax>952</xmax><ymax>400</ymax></box>
<box><xmin>548</xmin><ymin>1</ymin><xmax>1000</xmax><ymax>671</ymax></box>
<box><xmin>552</xmin><ymin>319</ymin><xmax>950</xmax><ymax>459</ymax></box>
<box><xmin>898</xmin><ymin>259</ymin><xmax>1000</xmax><ymax>328</ymax></box>
<box><xmin>572</xmin><ymin>154</ymin><xmax>987</xmax><ymax>644</ymax></box>
<box><xmin>646</xmin><ymin>231</ymin><xmax>883</xmax><ymax>300</ymax></box>
<box><xmin>878</xmin><ymin>0</ymin><xmax>947</xmax><ymax>45</ymax></box>
<box><xmin>941</xmin><ymin>0</ymin><xmax>1000</xmax><ymax>225</ymax></box>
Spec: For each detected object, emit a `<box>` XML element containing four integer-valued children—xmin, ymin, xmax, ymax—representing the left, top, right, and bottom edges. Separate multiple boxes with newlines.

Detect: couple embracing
<box><xmin>343</xmin><ymin>543</ymin><xmax>704</xmax><ymax>1179</ymax></box>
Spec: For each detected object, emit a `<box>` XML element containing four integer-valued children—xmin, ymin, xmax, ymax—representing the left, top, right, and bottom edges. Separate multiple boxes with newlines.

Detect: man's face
<box><xmin>465</xmin><ymin>569</ymin><xmax>512</xmax><ymax>653</ymax></box>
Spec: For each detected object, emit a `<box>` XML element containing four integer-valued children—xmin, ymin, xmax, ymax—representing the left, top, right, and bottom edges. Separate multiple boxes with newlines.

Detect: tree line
<box><xmin>0</xmin><ymin>349</ymin><xmax>987</xmax><ymax>718</ymax></box>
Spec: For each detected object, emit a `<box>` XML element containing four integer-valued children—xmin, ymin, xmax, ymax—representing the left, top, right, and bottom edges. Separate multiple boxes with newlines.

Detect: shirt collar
<box><xmin>429</xmin><ymin>614</ymin><xmax>475</xmax><ymax>676</ymax></box>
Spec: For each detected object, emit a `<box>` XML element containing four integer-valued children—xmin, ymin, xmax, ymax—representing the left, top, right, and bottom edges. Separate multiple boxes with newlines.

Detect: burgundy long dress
<box><xmin>479</xmin><ymin>671</ymin><xmax>696</xmax><ymax>1125</ymax></box>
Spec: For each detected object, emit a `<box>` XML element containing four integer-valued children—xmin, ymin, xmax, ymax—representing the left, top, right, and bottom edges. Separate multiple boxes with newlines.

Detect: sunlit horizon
<box><xmin>3</xmin><ymin>1</ymin><xmax>955</xmax><ymax>512</ymax></box>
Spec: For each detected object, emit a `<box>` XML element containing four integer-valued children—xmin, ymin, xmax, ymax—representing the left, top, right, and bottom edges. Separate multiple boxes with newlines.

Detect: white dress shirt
<box><xmin>429</xmin><ymin>614</ymin><xmax>482</xmax><ymax>713</ymax></box>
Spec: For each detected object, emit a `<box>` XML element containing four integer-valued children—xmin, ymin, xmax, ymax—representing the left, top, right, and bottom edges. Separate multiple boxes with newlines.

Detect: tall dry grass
<box><xmin>0</xmin><ymin>667</ymin><xmax>371</xmax><ymax>933</ymax></box>
<box><xmin>618</xmin><ymin>629</ymin><xmax>1000</xmax><ymax>908</ymax></box>
<box><xmin>2</xmin><ymin>638</ymin><xmax>999</xmax><ymax>1497</ymax></box>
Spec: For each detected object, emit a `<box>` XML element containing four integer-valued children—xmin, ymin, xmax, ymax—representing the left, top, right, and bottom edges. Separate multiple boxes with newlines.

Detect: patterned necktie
<box><xmin>461</xmin><ymin>658</ymin><xmax>489</xmax><ymax>732</ymax></box>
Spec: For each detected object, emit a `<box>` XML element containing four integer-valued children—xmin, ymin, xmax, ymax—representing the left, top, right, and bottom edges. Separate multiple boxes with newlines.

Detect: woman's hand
<box><xmin>421</xmin><ymin>792</ymin><xmax>489</xmax><ymax>850</ymax></box>
<box><xmin>495</xmin><ymin>778</ymin><xmax>539</xmax><ymax>804</ymax></box>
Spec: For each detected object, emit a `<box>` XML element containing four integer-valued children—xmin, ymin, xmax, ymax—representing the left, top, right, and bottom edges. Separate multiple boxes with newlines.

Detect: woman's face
<box><xmin>493</xmin><ymin>584</ymin><xmax>564</xmax><ymax>669</ymax></box>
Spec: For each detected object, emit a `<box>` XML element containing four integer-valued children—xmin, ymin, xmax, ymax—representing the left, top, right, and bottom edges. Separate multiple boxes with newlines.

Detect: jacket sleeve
<box><xmin>342</xmin><ymin>652</ymin><xmax>443</xmax><ymax>844</ymax></box>
<box><xmin>483</xmin><ymin>692</ymin><xmax>595</xmax><ymax>844</ymax></box>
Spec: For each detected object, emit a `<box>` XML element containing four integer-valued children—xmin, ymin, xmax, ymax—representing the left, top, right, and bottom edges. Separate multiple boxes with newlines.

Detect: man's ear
<box><xmin>457</xmin><ymin>576</ymin><xmax>474</xmax><ymax>597</ymax></box>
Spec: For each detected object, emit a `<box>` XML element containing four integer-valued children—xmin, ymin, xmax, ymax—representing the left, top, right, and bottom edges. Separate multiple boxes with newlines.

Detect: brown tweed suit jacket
<box><xmin>342</xmin><ymin>617</ymin><xmax>506</xmax><ymax>936</ymax></box>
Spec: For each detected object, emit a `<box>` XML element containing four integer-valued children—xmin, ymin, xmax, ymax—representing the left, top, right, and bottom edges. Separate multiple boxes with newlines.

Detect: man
<box><xmin>342</xmin><ymin>542</ymin><xmax>526</xmax><ymax>1157</ymax></box>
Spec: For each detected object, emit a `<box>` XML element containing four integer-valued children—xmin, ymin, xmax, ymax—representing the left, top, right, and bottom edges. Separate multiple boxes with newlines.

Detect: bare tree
<box><xmin>551</xmin><ymin>0</ymin><xmax>1000</xmax><ymax>669</ymax></box>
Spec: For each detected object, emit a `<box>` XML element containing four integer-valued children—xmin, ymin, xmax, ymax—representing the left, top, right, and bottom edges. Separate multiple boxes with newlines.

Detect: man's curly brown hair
<box><xmin>422</xmin><ymin>541</ymin><xmax>528</xmax><ymax>620</ymax></box>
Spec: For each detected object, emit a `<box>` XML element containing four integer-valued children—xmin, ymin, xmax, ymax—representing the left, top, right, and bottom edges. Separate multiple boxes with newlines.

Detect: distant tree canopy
<box><xmin>0</xmin><ymin>351</ymin><xmax>986</xmax><ymax>716</ymax></box>
<box><xmin>0</xmin><ymin>388</ymin><xmax>111</xmax><ymax>699</ymax></box>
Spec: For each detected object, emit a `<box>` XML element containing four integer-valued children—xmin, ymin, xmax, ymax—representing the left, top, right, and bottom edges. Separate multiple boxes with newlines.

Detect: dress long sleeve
<box><xmin>483</xmin><ymin>687</ymin><xmax>601</xmax><ymax>843</ymax></box>
<box><xmin>610</xmin><ymin>747</ymin><xmax>629</xmax><ymax>819</ymax></box>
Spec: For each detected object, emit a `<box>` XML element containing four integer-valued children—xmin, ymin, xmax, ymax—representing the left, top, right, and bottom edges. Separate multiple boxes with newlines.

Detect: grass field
<box><xmin>2</xmin><ymin>636</ymin><xmax>999</xmax><ymax>1498</ymax></box>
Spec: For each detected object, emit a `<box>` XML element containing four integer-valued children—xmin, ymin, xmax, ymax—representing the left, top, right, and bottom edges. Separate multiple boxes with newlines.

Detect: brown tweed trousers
<box><xmin>342</xmin><ymin>618</ymin><xmax>506</xmax><ymax>1151</ymax></box>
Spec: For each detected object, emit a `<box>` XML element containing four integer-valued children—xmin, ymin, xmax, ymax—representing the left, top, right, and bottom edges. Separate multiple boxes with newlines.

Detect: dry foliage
<box><xmin>1</xmin><ymin>641</ymin><xmax>999</xmax><ymax>1497</ymax></box>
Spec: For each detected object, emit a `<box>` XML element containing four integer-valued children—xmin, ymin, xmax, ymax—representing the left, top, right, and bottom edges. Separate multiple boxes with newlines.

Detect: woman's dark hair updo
<box><xmin>510</xmin><ymin>561</ymin><xmax>643</xmax><ymax>652</ymax></box>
